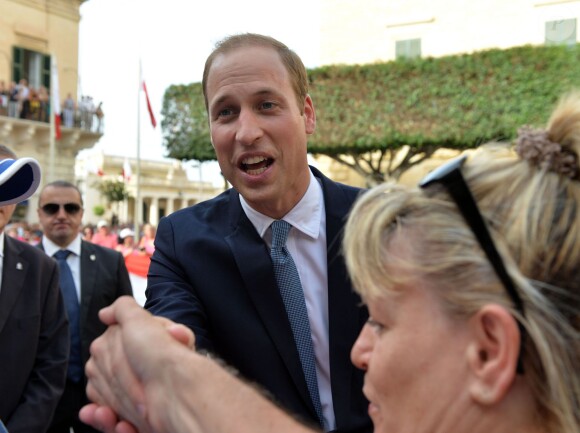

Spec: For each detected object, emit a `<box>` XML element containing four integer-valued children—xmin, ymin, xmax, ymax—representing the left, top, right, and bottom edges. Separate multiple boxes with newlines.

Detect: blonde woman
<box><xmin>137</xmin><ymin>223</ymin><xmax>156</xmax><ymax>256</ymax></box>
<box><xmin>346</xmin><ymin>92</ymin><xmax>580</xmax><ymax>433</ymax></box>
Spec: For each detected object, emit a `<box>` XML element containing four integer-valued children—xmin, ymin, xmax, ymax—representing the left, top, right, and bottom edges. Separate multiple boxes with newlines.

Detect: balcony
<box><xmin>0</xmin><ymin>115</ymin><xmax>102</xmax><ymax>153</ymax></box>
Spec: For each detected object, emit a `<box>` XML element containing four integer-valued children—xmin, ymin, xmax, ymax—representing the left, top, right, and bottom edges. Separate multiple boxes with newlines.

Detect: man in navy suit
<box><xmin>0</xmin><ymin>146</ymin><xmax>69</xmax><ymax>433</ymax></box>
<box><xmin>37</xmin><ymin>181</ymin><xmax>133</xmax><ymax>433</ymax></box>
<box><xmin>145</xmin><ymin>33</ymin><xmax>370</xmax><ymax>433</ymax></box>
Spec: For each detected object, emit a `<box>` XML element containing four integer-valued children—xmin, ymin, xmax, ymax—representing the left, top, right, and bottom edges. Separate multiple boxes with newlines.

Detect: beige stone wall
<box><xmin>0</xmin><ymin>1</ymin><xmax>95</xmax><ymax>222</ymax></box>
<box><xmin>0</xmin><ymin>0</ymin><xmax>83</xmax><ymax>100</ymax></box>
<box><xmin>320</xmin><ymin>0</ymin><xmax>579</xmax><ymax>65</ymax></box>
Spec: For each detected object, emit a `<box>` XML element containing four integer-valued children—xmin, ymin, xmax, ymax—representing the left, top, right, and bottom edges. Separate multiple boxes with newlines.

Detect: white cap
<box><xmin>119</xmin><ymin>228</ymin><xmax>135</xmax><ymax>239</ymax></box>
<box><xmin>0</xmin><ymin>158</ymin><xmax>41</xmax><ymax>206</ymax></box>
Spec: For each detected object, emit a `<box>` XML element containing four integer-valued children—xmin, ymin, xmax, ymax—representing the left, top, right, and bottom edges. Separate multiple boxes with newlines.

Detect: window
<box><xmin>396</xmin><ymin>38</ymin><xmax>421</xmax><ymax>59</ymax></box>
<box><xmin>545</xmin><ymin>18</ymin><xmax>577</xmax><ymax>46</ymax></box>
<box><xmin>12</xmin><ymin>47</ymin><xmax>50</xmax><ymax>88</ymax></box>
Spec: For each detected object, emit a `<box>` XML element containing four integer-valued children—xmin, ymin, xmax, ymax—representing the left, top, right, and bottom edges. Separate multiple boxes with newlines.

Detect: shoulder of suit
<box><xmin>163</xmin><ymin>188</ymin><xmax>236</xmax><ymax>224</ymax></box>
<box><xmin>82</xmin><ymin>240</ymin><xmax>123</xmax><ymax>260</ymax></box>
<box><xmin>5</xmin><ymin>236</ymin><xmax>56</xmax><ymax>265</ymax></box>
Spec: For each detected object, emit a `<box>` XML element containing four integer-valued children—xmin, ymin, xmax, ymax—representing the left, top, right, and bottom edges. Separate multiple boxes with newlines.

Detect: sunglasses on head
<box><xmin>41</xmin><ymin>203</ymin><xmax>82</xmax><ymax>216</ymax></box>
<box><xmin>419</xmin><ymin>154</ymin><xmax>526</xmax><ymax>373</ymax></box>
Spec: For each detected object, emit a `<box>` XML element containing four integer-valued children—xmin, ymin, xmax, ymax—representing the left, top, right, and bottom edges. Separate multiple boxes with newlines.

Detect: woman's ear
<box><xmin>465</xmin><ymin>304</ymin><xmax>521</xmax><ymax>405</ymax></box>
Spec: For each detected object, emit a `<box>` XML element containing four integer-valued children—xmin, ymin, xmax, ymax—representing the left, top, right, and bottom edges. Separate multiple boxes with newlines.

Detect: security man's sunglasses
<box><xmin>41</xmin><ymin>203</ymin><xmax>82</xmax><ymax>215</ymax></box>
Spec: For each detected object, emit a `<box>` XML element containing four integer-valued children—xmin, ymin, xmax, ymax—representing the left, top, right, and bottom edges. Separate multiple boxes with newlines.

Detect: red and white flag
<box><xmin>142</xmin><ymin>80</ymin><xmax>157</xmax><ymax>128</ymax></box>
<box><xmin>86</xmin><ymin>159</ymin><xmax>104</xmax><ymax>176</ymax></box>
<box><xmin>122</xmin><ymin>158</ymin><xmax>132</xmax><ymax>182</ymax></box>
<box><xmin>51</xmin><ymin>56</ymin><xmax>62</xmax><ymax>139</ymax></box>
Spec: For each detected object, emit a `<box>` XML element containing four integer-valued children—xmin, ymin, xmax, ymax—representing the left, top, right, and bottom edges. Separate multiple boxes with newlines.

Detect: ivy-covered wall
<box><xmin>308</xmin><ymin>44</ymin><xmax>580</xmax><ymax>155</ymax></box>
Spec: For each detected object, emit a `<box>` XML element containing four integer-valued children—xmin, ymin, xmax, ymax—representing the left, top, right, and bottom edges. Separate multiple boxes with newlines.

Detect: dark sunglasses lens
<box><xmin>64</xmin><ymin>204</ymin><xmax>81</xmax><ymax>214</ymax></box>
<box><xmin>42</xmin><ymin>203</ymin><xmax>81</xmax><ymax>215</ymax></box>
<box><xmin>41</xmin><ymin>204</ymin><xmax>60</xmax><ymax>215</ymax></box>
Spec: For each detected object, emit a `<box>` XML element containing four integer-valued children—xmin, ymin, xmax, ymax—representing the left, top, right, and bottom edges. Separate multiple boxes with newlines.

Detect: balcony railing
<box><xmin>0</xmin><ymin>98</ymin><xmax>104</xmax><ymax>134</ymax></box>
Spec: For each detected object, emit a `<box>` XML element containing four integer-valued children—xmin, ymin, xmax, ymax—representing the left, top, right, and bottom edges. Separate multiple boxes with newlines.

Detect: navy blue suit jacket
<box><xmin>40</xmin><ymin>240</ymin><xmax>134</xmax><ymax>368</ymax></box>
<box><xmin>145</xmin><ymin>167</ymin><xmax>371</xmax><ymax>432</ymax></box>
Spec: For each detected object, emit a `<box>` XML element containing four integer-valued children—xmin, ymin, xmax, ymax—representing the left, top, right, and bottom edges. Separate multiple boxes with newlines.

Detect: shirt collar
<box><xmin>42</xmin><ymin>233</ymin><xmax>82</xmax><ymax>257</ymax></box>
<box><xmin>0</xmin><ymin>232</ymin><xmax>4</xmax><ymax>258</ymax></box>
<box><xmin>240</xmin><ymin>170</ymin><xmax>323</xmax><ymax>240</ymax></box>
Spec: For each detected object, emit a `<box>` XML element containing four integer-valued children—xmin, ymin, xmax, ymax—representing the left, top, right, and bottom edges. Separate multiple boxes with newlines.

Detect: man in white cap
<box><xmin>91</xmin><ymin>220</ymin><xmax>118</xmax><ymax>249</ymax></box>
<box><xmin>0</xmin><ymin>145</ymin><xmax>69</xmax><ymax>433</ymax></box>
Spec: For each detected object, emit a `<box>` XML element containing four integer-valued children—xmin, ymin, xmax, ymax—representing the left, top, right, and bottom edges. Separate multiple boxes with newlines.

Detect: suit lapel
<box><xmin>315</xmin><ymin>168</ymin><xmax>366</xmax><ymax>419</ymax></box>
<box><xmin>0</xmin><ymin>237</ymin><xmax>28</xmax><ymax>334</ymax></box>
<box><xmin>224</xmin><ymin>192</ymin><xmax>314</xmax><ymax>412</ymax></box>
<box><xmin>38</xmin><ymin>240</ymin><xmax>96</xmax><ymax>323</ymax></box>
<box><xmin>79</xmin><ymin>240</ymin><xmax>97</xmax><ymax>327</ymax></box>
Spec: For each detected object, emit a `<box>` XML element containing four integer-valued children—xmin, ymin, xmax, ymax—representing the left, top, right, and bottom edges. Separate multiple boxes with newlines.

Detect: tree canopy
<box><xmin>95</xmin><ymin>179</ymin><xmax>129</xmax><ymax>203</ymax></box>
<box><xmin>161</xmin><ymin>43</ymin><xmax>580</xmax><ymax>185</ymax></box>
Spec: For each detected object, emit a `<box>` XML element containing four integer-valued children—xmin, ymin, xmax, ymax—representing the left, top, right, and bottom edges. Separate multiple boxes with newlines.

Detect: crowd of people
<box><xmin>5</xmin><ymin>219</ymin><xmax>155</xmax><ymax>256</ymax></box>
<box><xmin>0</xmin><ymin>32</ymin><xmax>578</xmax><ymax>433</ymax></box>
<box><xmin>6</xmin><ymin>218</ymin><xmax>155</xmax><ymax>285</ymax></box>
<box><xmin>0</xmin><ymin>79</ymin><xmax>104</xmax><ymax>133</ymax></box>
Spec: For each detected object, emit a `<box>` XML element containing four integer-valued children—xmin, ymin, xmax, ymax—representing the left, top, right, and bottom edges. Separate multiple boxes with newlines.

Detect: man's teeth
<box><xmin>241</xmin><ymin>156</ymin><xmax>271</xmax><ymax>175</ymax></box>
<box><xmin>243</xmin><ymin>156</ymin><xmax>267</xmax><ymax>165</ymax></box>
<box><xmin>247</xmin><ymin>166</ymin><xmax>268</xmax><ymax>175</ymax></box>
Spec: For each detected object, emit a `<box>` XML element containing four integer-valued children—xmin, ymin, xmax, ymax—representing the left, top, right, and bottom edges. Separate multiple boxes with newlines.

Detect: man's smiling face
<box><xmin>206</xmin><ymin>45</ymin><xmax>315</xmax><ymax>219</ymax></box>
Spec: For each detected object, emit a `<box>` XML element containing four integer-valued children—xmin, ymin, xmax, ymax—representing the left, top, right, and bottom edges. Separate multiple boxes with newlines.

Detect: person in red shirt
<box><xmin>91</xmin><ymin>220</ymin><xmax>118</xmax><ymax>249</ymax></box>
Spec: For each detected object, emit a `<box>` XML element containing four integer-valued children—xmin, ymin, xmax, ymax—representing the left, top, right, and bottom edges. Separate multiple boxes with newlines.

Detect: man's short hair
<box><xmin>202</xmin><ymin>33</ymin><xmax>309</xmax><ymax>114</ymax></box>
<box><xmin>40</xmin><ymin>180</ymin><xmax>84</xmax><ymax>207</ymax></box>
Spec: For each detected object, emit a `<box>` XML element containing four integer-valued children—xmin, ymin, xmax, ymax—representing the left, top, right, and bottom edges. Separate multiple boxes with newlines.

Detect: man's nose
<box><xmin>55</xmin><ymin>206</ymin><xmax>68</xmax><ymax>217</ymax></box>
<box><xmin>235</xmin><ymin>110</ymin><xmax>263</xmax><ymax>145</ymax></box>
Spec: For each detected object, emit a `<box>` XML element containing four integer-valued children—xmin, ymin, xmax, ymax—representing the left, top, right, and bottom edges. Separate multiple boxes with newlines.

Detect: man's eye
<box><xmin>260</xmin><ymin>101</ymin><xmax>275</xmax><ymax>110</ymax></box>
<box><xmin>217</xmin><ymin>108</ymin><xmax>233</xmax><ymax>117</ymax></box>
<box><xmin>367</xmin><ymin>318</ymin><xmax>384</xmax><ymax>334</ymax></box>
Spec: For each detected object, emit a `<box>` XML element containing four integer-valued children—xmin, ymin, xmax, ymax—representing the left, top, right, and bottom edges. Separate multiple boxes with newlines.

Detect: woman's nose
<box><xmin>351</xmin><ymin>323</ymin><xmax>374</xmax><ymax>371</ymax></box>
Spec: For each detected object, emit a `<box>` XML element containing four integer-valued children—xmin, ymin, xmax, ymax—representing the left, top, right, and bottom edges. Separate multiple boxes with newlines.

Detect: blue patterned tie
<box><xmin>54</xmin><ymin>249</ymin><xmax>83</xmax><ymax>383</ymax></box>
<box><xmin>270</xmin><ymin>220</ymin><xmax>324</xmax><ymax>428</ymax></box>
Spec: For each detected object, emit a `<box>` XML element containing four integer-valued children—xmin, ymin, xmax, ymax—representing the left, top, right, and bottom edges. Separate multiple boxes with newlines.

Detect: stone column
<box><xmin>136</xmin><ymin>195</ymin><xmax>144</xmax><ymax>227</ymax></box>
<box><xmin>149</xmin><ymin>196</ymin><xmax>159</xmax><ymax>226</ymax></box>
<box><xmin>166</xmin><ymin>196</ymin><xmax>175</xmax><ymax>216</ymax></box>
<box><xmin>121</xmin><ymin>199</ymin><xmax>130</xmax><ymax>224</ymax></box>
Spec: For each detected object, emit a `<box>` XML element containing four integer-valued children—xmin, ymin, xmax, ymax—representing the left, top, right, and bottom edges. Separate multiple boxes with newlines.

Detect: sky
<box><xmin>77</xmin><ymin>0</ymin><xmax>321</xmax><ymax>185</ymax></box>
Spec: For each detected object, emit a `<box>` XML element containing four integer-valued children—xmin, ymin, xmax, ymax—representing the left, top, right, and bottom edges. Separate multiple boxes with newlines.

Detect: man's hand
<box><xmin>81</xmin><ymin>297</ymin><xmax>194</xmax><ymax>432</ymax></box>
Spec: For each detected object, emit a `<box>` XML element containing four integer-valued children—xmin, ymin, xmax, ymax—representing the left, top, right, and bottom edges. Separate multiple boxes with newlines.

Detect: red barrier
<box><xmin>125</xmin><ymin>254</ymin><xmax>150</xmax><ymax>278</ymax></box>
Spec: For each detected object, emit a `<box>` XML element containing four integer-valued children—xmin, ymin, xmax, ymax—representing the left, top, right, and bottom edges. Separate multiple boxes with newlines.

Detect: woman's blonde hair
<box><xmin>344</xmin><ymin>92</ymin><xmax>580</xmax><ymax>433</ymax></box>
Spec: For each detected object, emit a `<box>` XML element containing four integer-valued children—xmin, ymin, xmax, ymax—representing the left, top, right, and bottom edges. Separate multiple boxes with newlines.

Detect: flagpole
<box><xmin>135</xmin><ymin>60</ymin><xmax>142</xmax><ymax>244</ymax></box>
<box><xmin>49</xmin><ymin>56</ymin><xmax>56</xmax><ymax>182</ymax></box>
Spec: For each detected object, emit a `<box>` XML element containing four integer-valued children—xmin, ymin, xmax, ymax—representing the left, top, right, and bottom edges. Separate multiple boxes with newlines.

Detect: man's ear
<box><xmin>303</xmin><ymin>94</ymin><xmax>316</xmax><ymax>135</ymax></box>
<box><xmin>466</xmin><ymin>304</ymin><xmax>521</xmax><ymax>405</ymax></box>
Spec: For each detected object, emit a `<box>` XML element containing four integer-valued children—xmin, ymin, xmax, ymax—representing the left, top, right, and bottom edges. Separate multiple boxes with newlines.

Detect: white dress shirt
<box><xmin>42</xmin><ymin>234</ymin><xmax>83</xmax><ymax>301</ymax></box>
<box><xmin>240</xmin><ymin>170</ymin><xmax>335</xmax><ymax>430</ymax></box>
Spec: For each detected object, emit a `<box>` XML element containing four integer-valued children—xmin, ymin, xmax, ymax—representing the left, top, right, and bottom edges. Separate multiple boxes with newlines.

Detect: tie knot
<box><xmin>54</xmin><ymin>250</ymin><xmax>72</xmax><ymax>261</ymax></box>
<box><xmin>271</xmin><ymin>220</ymin><xmax>292</xmax><ymax>249</ymax></box>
